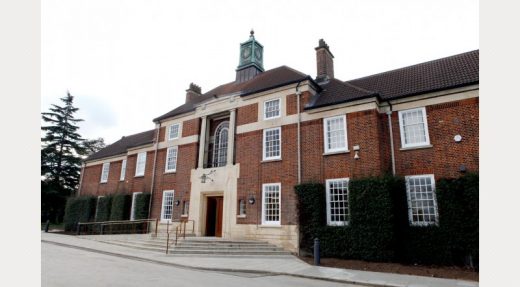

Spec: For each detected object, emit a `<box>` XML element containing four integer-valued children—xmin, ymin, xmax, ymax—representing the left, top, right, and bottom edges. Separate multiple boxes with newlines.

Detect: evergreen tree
<box><xmin>41</xmin><ymin>92</ymin><xmax>107</xmax><ymax>223</ymax></box>
<box><xmin>41</xmin><ymin>92</ymin><xmax>85</xmax><ymax>195</ymax></box>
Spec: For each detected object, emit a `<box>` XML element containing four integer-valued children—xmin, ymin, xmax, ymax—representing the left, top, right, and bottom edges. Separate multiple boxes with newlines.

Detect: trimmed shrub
<box><xmin>349</xmin><ymin>176</ymin><xmax>404</xmax><ymax>261</ymax></box>
<box><xmin>436</xmin><ymin>173</ymin><xmax>479</xmax><ymax>267</ymax></box>
<box><xmin>296</xmin><ymin>173</ymin><xmax>478</xmax><ymax>267</ymax></box>
<box><xmin>295</xmin><ymin>183</ymin><xmax>326</xmax><ymax>254</ymax></box>
<box><xmin>109</xmin><ymin>194</ymin><xmax>131</xmax><ymax>221</ymax></box>
<box><xmin>94</xmin><ymin>195</ymin><xmax>112</xmax><ymax>222</ymax></box>
<box><xmin>133</xmin><ymin>193</ymin><xmax>151</xmax><ymax>220</ymax></box>
<box><xmin>63</xmin><ymin>196</ymin><xmax>96</xmax><ymax>231</ymax></box>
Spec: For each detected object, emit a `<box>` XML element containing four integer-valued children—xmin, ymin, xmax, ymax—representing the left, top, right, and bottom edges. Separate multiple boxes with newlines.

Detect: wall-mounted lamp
<box><xmin>174</xmin><ymin>200</ymin><xmax>181</xmax><ymax>206</ymax></box>
<box><xmin>353</xmin><ymin>145</ymin><xmax>360</xmax><ymax>160</ymax></box>
<box><xmin>200</xmin><ymin>170</ymin><xmax>216</xmax><ymax>183</ymax></box>
<box><xmin>248</xmin><ymin>195</ymin><xmax>256</xmax><ymax>205</ymax></box>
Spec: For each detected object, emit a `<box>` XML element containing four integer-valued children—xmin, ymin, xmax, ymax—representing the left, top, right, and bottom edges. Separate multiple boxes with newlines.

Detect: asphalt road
<box><xmin>42</xmin><ymin>242</ymin><xmax>355</xmax><ymax>287</ymax></box>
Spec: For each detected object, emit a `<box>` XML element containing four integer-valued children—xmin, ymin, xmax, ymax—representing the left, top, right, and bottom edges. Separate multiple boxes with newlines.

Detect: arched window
<box><xmin>212</xmin><ymin>121</ymin><xmax>229</xmax><ymax>167</ymax></box>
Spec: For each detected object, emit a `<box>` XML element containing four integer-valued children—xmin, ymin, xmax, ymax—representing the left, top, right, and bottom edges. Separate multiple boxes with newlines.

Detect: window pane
<box><xmin>401</xmin><ymin>109</ymin><xmax>428</xmax><ymax>145</ymax></box>
<box><xmin>327</xmin><ymin>179</ymin><xmax>349</xmax><ymax>225</ymax></box>
<box><xmin>263</xmin><ymin>184</ymin><xmax>280</xmax><ymax>224</ymax></box>
<box><xmin>162</xmin><ymin>191</ymin><xmax>174</xmax><ymax>220</ymax></box>
<box><xmin>166</xmin><ymin>147</ymin><xmax>178</xmax><ymax>171</ymax></box>
<box><xmin>265</xmin><ymin>99</ymin><xmax>280</xmax><ymax>119</ymax></box>
<box><xmin>168</xmin><ymin>124</ymin><xmax>180</xmax><ymax>140</ymax></box>
<box><xmin>264</xmin><ymin>128</ymin><xmax>281</xmax><ymax>159</ymax></box>
<box><xmin>406</xmin><ymin>175</ymin><xmax>437</xmax><ymax>226</ymax></box>
<box><xmin>325</xmin><ymin>117</ymin><xmax>346</xmax><ymax>152</ymax></box>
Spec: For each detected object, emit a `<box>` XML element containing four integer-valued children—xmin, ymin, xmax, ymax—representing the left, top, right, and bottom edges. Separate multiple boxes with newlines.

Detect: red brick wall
<box><xmin>150</xmin><ymin>143</ymin><xmax>198</xmax><ymax>221</ymax></box>
<box><xmin>236</xmin><ymin>103</ymin><xmax>258</xmax><ymax>125</ymax></box>
<box><xmin>80</xmin><ymin>150</ymin><xmax>156</xmax><ymax>197</ymax></box>
<box><xmin>182</xmin><ymin>118</ymin><xmax>200</xmax><ymax>137</ymax></box>
<box><xmin>158</xmin><ymin>126</ymin><xmax>166</xmax><ymax>142</ymax></box>
<box><xmin>391</xmin><ymin>98</ymin><xmax>479</xmax><ymax>179</ymax></box>
<box><xmin>79</xmin><ymin>96</ymin><xmax>479</xmax><ymax>228</ymax></box>
<box><xmin>286</xmin><ymin>91</ymin><xmax>312</xmax><ymax>115</ymax></box>
<box><xmin>235</xmin><ymin>125</ymin><xmax>298</xmax><ymax>225</ymax></box>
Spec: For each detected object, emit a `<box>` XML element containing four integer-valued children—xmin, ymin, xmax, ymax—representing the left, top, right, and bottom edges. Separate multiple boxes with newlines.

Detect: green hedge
<box><xmin>109</xmin><ymin>194</ymin><xmax>131</xmax><ymax>221</ymax></box>
<box><xmin>94</xmin><ymin>196</ymin><xmax>112</xmax><ymax>222</ymax></box>
<box><xmin>133</xmin><ymin>193</ymin><xmax>151</xmax><ymax>220</ymax></box>
<box><xmin>63</xmin><ymin>196</ymin><xmax>97</xmax><ymax>231</ymax></box>
<box><xmin>349</xmin><ymin>176</ymin><xmax>404</xmax><ymax>262</ymax></box>
<box><xmin>295</xmin><ymin>173</ymin><xmax>479</xmax><ymax>267</ymax></box>
<box><xmin>295</xmin><ymin>183</ymin><xmax>326</xmax><ymax>254</ymax></box>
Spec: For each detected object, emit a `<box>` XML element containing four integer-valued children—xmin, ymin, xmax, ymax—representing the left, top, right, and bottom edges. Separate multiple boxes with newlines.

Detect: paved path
<box><xmin>41</xmin><ymin>233</ymin><xmax>478</xmax><ymax>287</ymax></box>
<box><xmin>42</xmin><ymin>242</ymin><xmax>353</xmax><ymax>287</ymax></box>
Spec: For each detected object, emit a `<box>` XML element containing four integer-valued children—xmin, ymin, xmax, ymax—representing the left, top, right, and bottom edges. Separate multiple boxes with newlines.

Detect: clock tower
<box><xmin>236</xmin><ymin>30</ymin><xmax>264</xmax><ymax>83</ymax></box>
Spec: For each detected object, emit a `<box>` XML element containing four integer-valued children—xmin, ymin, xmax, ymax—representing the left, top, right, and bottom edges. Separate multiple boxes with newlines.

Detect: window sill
<box><xmin>181</xmin><ymin>214</ymin><xmax>188</xmax><ymax>218</ymax></box>
<box><xmin>260</xmin><ymin>224</ymin><xmax>282</xmax><ymax>228</ymax></box>
<box><xmin>237</xmin><ymin>214</ymin><xmax>246</xmax><ymax>219</ymax></box>
<box><xmin>100</xmin><ymin>181</ymin><xmax>107</xmax><ymax>184</ymax></box>
<box><xmin>323</xmin><ymin>150</ymin><xmax>350</xmax><ymax>156</ymax></box>
<box><xmin>261</xmin><ymin>158</ymin><xmax>282</xmax><ymax>163</ymax></box>
<box><xmin>327</xmin><ymin>222</ymin><xmax>349</xmax><ymax>227</ymax></box>
<box><xmin>134</xmin><ymin>175</ymin><xmax>145</xmax><ymax>178</ymax></box>
<box><xmin>400</xmin><ymin>144</ymin><xmax>433</xmax><ymax>151</ymax></box>
<box><xmin>164</xmin><ymin>170</ymin><xmax>177</xmax><ymax>174</ymax></box>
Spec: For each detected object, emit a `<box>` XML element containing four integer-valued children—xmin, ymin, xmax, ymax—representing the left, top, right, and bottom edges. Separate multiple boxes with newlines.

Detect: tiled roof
<box><xmin>153</xmin><ymin>66</ymin><xmax>310</xmax><ymax>122</ymax></box>
<box><xmin>85</xmin><ymin>129</ymin><xmax>156</xmax><ymax>161</ymax></box>
<box><xmin>346</xmin><ymin>50</ymin><xmax>479</xmax><ymax>101</ymax></box>
<box><xmin>307</xmin><ymin>78</ymin><xmax>377</xmax><ymax>109</ymax></box>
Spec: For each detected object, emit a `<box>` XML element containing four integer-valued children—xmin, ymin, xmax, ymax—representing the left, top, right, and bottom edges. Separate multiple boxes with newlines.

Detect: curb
<box><xmin>42</xmin><ymin>239</ymin><xmax>401</xmax><ymax>287</ymax></box>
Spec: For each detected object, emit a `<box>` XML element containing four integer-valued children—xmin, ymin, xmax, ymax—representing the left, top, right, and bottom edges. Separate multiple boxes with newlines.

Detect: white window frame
<box><xmin>323</xmin><ymin>115</ymin><xmax>349</xmax><ymax>153</ymax></box>
<box><xmin>325</xmin><ymin>178</ymin><xmax>350</xmax><ymax>226</ymax></box>
<box><xmin>405</xmin><ymin>174</ymin><xmax>439</xmax><ymax>227</ymax></box>
<box><xmin>130</xmin><ymin>192</ymin><xmax>143</xmax><ymax>221</ymax></box>
<box><xmin>165</xmin><ymin>146</ymin><xmax>178</xmax><ymax>173</ymax></box>
<box><xmin>135</xmin><ymin>152</ymin><xmax>147</xmax><ymax>177</ymax></box>
<box><xmin>398</xmin><ymin>107</ymin><xmax>431</xmax><ymax>148</ymax></box>
<box><xmin>160</xmin><ymin>190</ymin><xmax>175</xmax><ymax>222</ymax></box>
<box><xmin>263</xmin><ymin>127</ymin><xmax>282</xmax><ymax>161</ymax></box>
<box><xmin>120</xmin><ymin>159</ymin><xmax>127</xmax><ymax>181</ymax></box>
<box><xmin>100</xmin><ymin>163</ymin><xmax>110</xmax><ymax>183</ymax></box>
<box><xmin>261</xmin><ymin>183</ymin><xmax>281</xmax><ymax>226</ymax></box>
<box><xmin>167</xmin><ymin>123</ymin><xmax>181</xmax><ymax>141</ymax></box>
<box><xmin>263</xmin><ymin>98</ymin><xmax>281</xmax><ymax>120</ymax></box>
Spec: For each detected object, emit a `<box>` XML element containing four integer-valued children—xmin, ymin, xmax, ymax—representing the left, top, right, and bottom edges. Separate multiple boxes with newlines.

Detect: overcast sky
<box><xmin>42</xmin><ymin>0</ymin><xmax>479</xmax><ymax>144</ymax></box>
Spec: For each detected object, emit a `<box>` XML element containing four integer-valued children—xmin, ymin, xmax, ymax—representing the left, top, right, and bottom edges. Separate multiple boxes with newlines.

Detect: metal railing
<box><xmin>165</xmin><ymin>219</ymin><xmax>195</xmax><ymax>254</ymax></box>
<box><xmin>76</xmin><ymin>219</ymin><xmax>159</xmax><ymax>236</ymax></box>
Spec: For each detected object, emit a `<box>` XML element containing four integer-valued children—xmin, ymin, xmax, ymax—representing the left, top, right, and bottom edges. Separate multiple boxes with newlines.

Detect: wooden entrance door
<box><xmin>205</xmin><ymin>196</ymin><xmax>224</xmax><ymax>237</ymax></box>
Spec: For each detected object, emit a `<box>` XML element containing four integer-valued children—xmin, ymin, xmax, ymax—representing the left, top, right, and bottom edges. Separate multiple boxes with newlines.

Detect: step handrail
<box><xmin>165</xmin><ymin>219</ymin><xmax>195</xmax><ymax>254</ymax></box>
<box><xmin>76</xmin><ymin>218</ymin><xmax>159</xmax><ymax>236</ymax></box>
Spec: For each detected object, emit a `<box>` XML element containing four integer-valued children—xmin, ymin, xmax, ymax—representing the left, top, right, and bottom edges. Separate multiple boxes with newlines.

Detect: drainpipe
<box><xmin>387</xmin><ymin>103</ymin><xmax>396</xmax><ymax>175</ymax></box>
<box><xmin>77</xmin><ymin>162</ymin><xmax>85</xmax><ymax>197</ymax></box>
<box><xmin>295</xmin><ymin>81</ymin><xmax>303</xmax><ymax>184</ymax></box>
<box><xmin>148</xmin><ymin>123</ymin><xmax>161</xmax><ymax>219</ymax></box>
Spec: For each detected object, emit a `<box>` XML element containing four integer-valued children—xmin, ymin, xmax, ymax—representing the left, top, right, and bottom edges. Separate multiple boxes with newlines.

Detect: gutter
<box><xmin>295</xmin><ymin>80</ymin><xmax>303</xmax><ymax>184</ymax></box>
<box><xmin>147</xmin><ymin>124</ymin><xmax>161</xmax><ymax>219</ymax></box>
<box><xmin>387</xmin><ymin>102</ymin><xmax>396</xmax><ymax>175</ymax></box>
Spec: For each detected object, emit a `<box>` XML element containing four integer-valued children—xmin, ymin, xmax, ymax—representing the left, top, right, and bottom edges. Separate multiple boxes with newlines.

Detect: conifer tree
<box><xmin>41</xmin><ymin>92</ymin><xmax>85</xmax><ymax>195</ymax></box>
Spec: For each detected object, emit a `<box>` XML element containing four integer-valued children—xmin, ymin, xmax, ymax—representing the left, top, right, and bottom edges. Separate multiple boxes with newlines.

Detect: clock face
<box><xmin>254</xmin><ymin>48</ymin><xmax>262</xmax><ymax>61</ymax></box>
<box><xmin>241</xmin><ymin>47</ymin><xmax>251</xmax><ymax>60</ymax></box>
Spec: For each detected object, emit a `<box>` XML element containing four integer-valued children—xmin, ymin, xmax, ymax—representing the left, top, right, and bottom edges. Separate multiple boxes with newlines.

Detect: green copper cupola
<box><xmin>236</xmin><ymin>30</ymin><xmax>264</xmax><ymax>83</ymax></box>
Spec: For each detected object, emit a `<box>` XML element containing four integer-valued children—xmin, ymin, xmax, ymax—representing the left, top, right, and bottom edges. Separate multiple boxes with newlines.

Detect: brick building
<box><xmin>78</xmin><ymin>32</ymin><xmax>479</xmax><ymax>252</ymax></box>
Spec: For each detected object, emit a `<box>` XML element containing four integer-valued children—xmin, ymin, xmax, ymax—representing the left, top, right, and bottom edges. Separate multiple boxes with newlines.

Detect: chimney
<box><xmin>185</xmin><ymin>83</ymin><xmax>201</xmax><ymax>103</ymax></box>
<box><xmin>315</xmin><ymin>39</ymin><xmax>334</xmax><ymax>80</ymax></box>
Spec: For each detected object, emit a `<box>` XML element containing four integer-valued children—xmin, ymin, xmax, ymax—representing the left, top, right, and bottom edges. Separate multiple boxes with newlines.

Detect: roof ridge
<box><xmin>346</xmin><ymin>49</ymin><xmax>479</xmax><ymax>83</ymax></box>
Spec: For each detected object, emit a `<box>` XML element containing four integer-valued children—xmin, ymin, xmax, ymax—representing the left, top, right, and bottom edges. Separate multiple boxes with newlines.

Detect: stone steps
<box><xmin>96</xmin><ymin>235</ymin><xmax>291</xmax><ymax>256</ymax></box>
